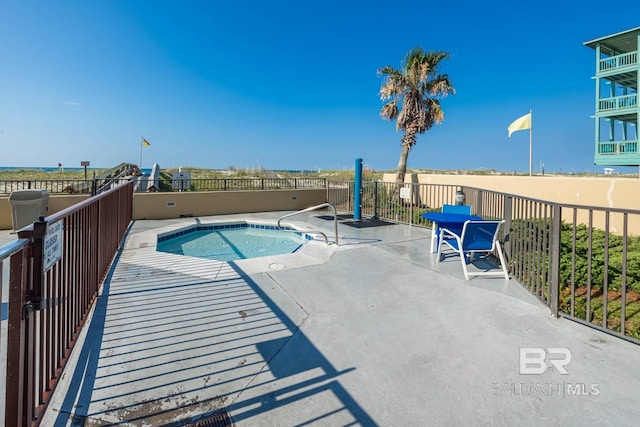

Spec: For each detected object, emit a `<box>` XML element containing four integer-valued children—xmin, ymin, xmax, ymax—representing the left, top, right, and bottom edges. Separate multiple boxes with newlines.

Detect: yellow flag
<box><xmin>142</xmin><ymin>137</ymin><xmax>151</xmax><ymax>147</ymax></box>
<box><xmin>508</xmin><ymin>113</ymin><xmax>532</xmax><ymax>137</ymax></box>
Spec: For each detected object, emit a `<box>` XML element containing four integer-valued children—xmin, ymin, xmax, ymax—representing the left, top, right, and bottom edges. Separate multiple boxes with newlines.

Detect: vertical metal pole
<box><xmin>325</xmin><ymin>179</ymin><xmax>329</xmax><ymax>205</ymax></box>
<box><xmin>409</xmin><ymin>183</ymin><xmax>413</xmax><ymax>226</ymax></box>
<box><xmin>529</xmin><ymin>109</ymin><xmax>533</xmax><ymax>176</ymax></box>
<box><xmin>32</xmin><ymin>216</ymin><xmax>47</xmax><ymax>311</ymax></box>
<box><xmin>503</xmin><ymin>196</ymin><xmax>513</xmax><ymax>265</ymax></box>
<box><xmin>373</xmin><ymin>181</ymin><xmax>379</xmax><ymax>220</ymax></box>
<box><xmin>354</xmin><ymin>158</ymin><xmax>362</xmax><ymax>221</ymax></box>
<box><xmin>5</xmin><ymin>247</ymin><xmax>28</xmax><ymax>427</ymax></box>
<box><xmin>549</xmin><ymin>205</ymin><xmax>562</xmax><ymax>317</ymax></box>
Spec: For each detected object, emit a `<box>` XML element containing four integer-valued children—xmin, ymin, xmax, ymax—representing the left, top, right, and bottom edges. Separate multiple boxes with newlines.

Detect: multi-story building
<box><xmin>584</xmin><ymin>28</ymin><xmax>639</xmax><ymax>166</ymax></box>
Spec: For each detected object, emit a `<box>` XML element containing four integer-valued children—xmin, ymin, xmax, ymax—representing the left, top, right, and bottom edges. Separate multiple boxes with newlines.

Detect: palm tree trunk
<box><xmin>395</xmin><ymin>143</ymin><xmax>410</xmax><ymax>185</ymax></box>
<box><xmin>393</xmin><ymin>136</ymin><xmax>412</xmax><ymax>204</ymax></box>
<box><xmin>395</xmin><ymin>130</ymin><xmax>416</xmax><ymax>185</ymax></box>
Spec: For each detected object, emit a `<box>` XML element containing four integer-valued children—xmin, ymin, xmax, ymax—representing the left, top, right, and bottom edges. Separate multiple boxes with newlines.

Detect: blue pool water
<box><xmin>156</xmin><ymin>223</ymin><xmax>309</xmax><ymax>261</ymax></box>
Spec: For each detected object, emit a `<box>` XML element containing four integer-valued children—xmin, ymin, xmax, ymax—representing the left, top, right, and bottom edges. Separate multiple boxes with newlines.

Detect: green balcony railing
<box><xmin>599</xmin><ymin>51</ymin><xmax>638</xmax><ymax>72</ymax></box>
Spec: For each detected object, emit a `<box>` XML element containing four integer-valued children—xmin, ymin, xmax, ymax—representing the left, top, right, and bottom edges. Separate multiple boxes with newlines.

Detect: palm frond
<box><xmin>426</xmin><ymin>74</ymin><xmax>455</xmax><ymax>97</ymax></box>
<box><xmin>379</xmin><ymin>77</ymin><xmax>406</xmax><ymax>100</ymax></box>
<box><xmin>380</xmin><ymin>101</ymin><xmax>399</xmax><ymax>121</ymax></box>
<box><xmin>377</xmin><ymin>65</ymin><xmax>402</xmax><ymax>77</ymax></box>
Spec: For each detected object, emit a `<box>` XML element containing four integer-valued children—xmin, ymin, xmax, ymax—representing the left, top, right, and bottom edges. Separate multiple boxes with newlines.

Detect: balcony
<box><xmin>598</xmin><ymin>93</ymin><xmax>638</xmax><ymax>115</ymax></box>
<box><xmin>595</xmin><ymin>140</ymin><xmax>640</xmax><ymax>165</ymax></box>
<box><xmin>599</xmin><ymin>51</ymin><xmax>638</xmax><ymax>73</ymax></box>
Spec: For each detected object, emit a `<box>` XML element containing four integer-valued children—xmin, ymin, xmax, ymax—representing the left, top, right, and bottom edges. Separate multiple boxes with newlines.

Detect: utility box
<box><xmin>9</xmin><ymin>189</ymin><xmax>49</xmax><ymax>231</ymax></box>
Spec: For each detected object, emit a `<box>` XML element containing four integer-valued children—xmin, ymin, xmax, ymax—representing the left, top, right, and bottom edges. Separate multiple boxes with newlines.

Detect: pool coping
<box><xmin>156</xmin><ymin>221</ymin><xmax>314</xmax><ymax>243</ymax></box>
<box><xmin>155</xmin><ymin>220</ymin><xmax>315</xmax><ymax>262</ymax></box>
<box><xmin>123</xmin><ymin>215</ymin><xmax>338</xmax><ymax>276</ymax></box>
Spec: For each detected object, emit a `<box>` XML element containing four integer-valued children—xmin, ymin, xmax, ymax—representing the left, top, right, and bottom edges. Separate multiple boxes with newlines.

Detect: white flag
<box><xmin>508</xmin><ymin>112</ymin><xmax>532</xmax><ymax>137</ymax></box>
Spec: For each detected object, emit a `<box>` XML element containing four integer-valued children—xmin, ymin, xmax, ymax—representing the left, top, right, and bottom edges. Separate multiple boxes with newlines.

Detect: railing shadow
<box><xmin>49</xmin><ymin>248</ymin><xmax>376</xmax><ymax>426</ymax></box>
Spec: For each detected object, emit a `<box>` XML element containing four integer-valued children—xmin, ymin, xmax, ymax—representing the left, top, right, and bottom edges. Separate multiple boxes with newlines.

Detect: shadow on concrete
<box><xmin>49</xmin><ymin>250</ymin><xmax>376</xmax><ymax>426</ymax></box>
<box><xmin>342</xmin><ymin>219</ymin><xmax>394</xmax><ymax>228</ymax></box>
<box><xmin>315</xmin><ymin>214</ymin><xmax>354</xmax><ymax>221</ymax></box>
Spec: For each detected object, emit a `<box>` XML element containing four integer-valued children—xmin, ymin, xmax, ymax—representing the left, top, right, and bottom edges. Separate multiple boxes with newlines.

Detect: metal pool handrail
<box><xmin>277</xmin><ymin>202</ymin><xmax>339</xmax><ymax>246</ymax></box>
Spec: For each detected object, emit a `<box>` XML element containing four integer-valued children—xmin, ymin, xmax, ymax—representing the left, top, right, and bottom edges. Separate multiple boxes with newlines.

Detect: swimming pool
<box><xmin>156</xmin><ymin>222</ymin><xmax>310</xmax><ymax>261</ymax></box>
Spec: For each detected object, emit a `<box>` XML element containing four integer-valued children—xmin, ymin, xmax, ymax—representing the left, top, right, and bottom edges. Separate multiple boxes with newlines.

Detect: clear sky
<box><xmin>2</xmin><ymin>0</ymin><xmax>639</xmax><ymax>173</ymax></box>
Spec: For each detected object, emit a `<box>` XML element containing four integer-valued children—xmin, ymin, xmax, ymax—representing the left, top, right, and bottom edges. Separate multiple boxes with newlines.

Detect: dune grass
<box><xmin>0</xmin><ymin>167</ymin><xmax>383</xmax><ymax>181</ymax></box>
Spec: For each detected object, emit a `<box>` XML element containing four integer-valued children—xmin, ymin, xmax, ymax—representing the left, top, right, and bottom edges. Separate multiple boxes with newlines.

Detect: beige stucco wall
<box><xmin>0</xmin><ymin>198</ymin><xmax>11</xmax><ymax>230</ymax></box>
<box><xmin>383</xmin><ymin>173</ymin><xmax>640</xmax><ymax>234</ymax></box>
<box><xmin>0</xmin><ymin>194</ymin><xmax>90</xmax><ymax>230</ymax></box>
<box><xmin>132</xmin><ymin>189</ymin><xmax>327</xmax><ymax>220</ymax></box>
<box><xmin>384</xmin><ymin>173</ymin><xmax>640</xmax><ymax>211</ymax></box>
<box><xmin>1</xmin><ymin>190</ymin><xmax>327</xmax><ymax>230</ymax></box>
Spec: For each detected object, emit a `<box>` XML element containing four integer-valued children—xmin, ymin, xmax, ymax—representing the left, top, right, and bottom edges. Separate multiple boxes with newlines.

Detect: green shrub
<box><xmin>559</xmin><ymin>223</ymin><xmax>640</xmax><ymax>293</ymax></box>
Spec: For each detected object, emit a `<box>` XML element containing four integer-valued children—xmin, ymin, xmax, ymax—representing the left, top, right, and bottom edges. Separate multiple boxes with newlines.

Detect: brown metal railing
<box><xmin>1</xmin><ymin>177</ymin><xmax>329</xmax><ymax>195</ymax></box>
<box><xmin>2</xmin><ymin>181</ymin><xmax>133</xmax><ymax>426</ymax></box>
<box><xmin>329</xmin><ymin>180</ymin><xmax>640</xmax><ymax>344</ymax></box>
<box><xmin>165</xmin><ymin>177</ymin><xmax>328</xmax><ymax>192</ymax></box>
<box><xmin>0</xmin><ymin>180</ymin><xmax>96</xmax><ymax>195</ymax></box>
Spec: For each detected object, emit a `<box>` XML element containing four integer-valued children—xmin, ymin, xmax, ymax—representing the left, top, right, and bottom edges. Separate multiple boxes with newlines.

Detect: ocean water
<box><xmin>0</xmin><ymin>166</ymin><xmax>152</xmax><ymax>174</ymax></box>
<box><xmin>0</xmin><ymin>166</ymin><xmax>86</xmax><ymax>172</ymax></box>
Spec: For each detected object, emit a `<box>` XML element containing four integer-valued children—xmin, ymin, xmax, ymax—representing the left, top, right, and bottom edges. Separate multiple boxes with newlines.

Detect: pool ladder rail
<box><xmin>277</xmin><ymin>203</ymin><xmax>339</xmax><ymax>246</ymax></box>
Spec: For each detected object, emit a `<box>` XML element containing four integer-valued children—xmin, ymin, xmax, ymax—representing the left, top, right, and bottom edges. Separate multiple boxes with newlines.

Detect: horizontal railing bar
<box><xmin>0</xmin><ymin>238</ymin><xmax>30</xmax><ymax>260</ymax></box>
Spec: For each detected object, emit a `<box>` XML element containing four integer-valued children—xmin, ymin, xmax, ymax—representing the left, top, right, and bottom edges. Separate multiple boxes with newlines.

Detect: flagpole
<box><xmin>529</xmin><ymin>109</ymin><xmax>533</xmax><ymax>176</ymax></box>
<box><xmin>139</xmin><ymin>137</ymin><xmax>143</xmax><ymax>170</ymax></box>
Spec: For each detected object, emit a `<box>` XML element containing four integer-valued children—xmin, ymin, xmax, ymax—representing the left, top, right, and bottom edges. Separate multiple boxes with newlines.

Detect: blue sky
<box><xmin>1</xmin><ymin>0</ymin><xmax>639</xmax><ymax>173</ymax></box>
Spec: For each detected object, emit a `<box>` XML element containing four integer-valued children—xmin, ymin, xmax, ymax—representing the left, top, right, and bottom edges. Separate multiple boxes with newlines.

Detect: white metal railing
<box><xmin>599</xmin><ymin>51</ymin><xmax>638</xmax><ymax>72</ymax></box>
<box><xmin>277</xmin><ymin>203</ymin><xmax>339</xmax><ymax>245</ymax></box>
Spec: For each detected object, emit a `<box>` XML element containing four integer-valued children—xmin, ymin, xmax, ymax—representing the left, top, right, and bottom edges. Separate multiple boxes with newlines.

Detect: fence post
<box><xmin>476</xmin><ymin>189</ymin><xmax>483</xmax><ymax>216</ymax></box>
<box><xmin>409</xmin><ymin>182</ymin><xmax>417</xmax><ymax>226</ymax></box>
<box><xmin>549</xmin><ymin>205</ymin><xmax>562</xmax><ymax>317</ymax></box>
<box><xmin>373</xmin><ymin>181</ymin><xmax>379</xmax><ymax>219</ymax></box>
<box><xmin>5</xmin><ymin>247</ymin><xmax>29</xmax><ymax>427</ymax></box>
<box><xmin>503</xmin><ymin>196</ymin><xmax>513</xmax><ymax>264</ymax></box>
<box><xmin>31</xmin><ymin>216</ymin><xmax>47</xmax><ymax>311</ymax></box>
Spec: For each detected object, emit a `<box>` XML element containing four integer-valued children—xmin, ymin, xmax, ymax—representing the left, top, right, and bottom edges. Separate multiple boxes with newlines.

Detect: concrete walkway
<box><xmin>7</xmin><ymin>211</ymin><xmax>639</xmax><ymax>426</ymax></box>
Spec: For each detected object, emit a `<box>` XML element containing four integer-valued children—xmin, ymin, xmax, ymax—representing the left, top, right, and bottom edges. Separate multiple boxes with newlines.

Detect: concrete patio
<box><xmin>4</xmin><ymin>211</ymin><xmax>640</xmax><ymax>426</ymax></box>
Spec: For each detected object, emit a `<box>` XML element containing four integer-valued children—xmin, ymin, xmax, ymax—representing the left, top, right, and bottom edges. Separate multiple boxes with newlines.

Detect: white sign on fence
<box><xmin>44</xmin><ymin>219</ymin><xmax>63</xmax><ymax>272</ymax></box>
<box><xmin>400</xmin><ymin>187</ymin><xmax>411</xmax><ymax>199</ymax></box>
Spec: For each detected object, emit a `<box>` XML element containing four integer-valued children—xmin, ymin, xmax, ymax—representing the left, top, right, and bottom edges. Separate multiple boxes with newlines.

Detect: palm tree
<box><xmin>378</xmin><ymin>47</ymin><xmax>455</xmax><ymax>184</ymax></box>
